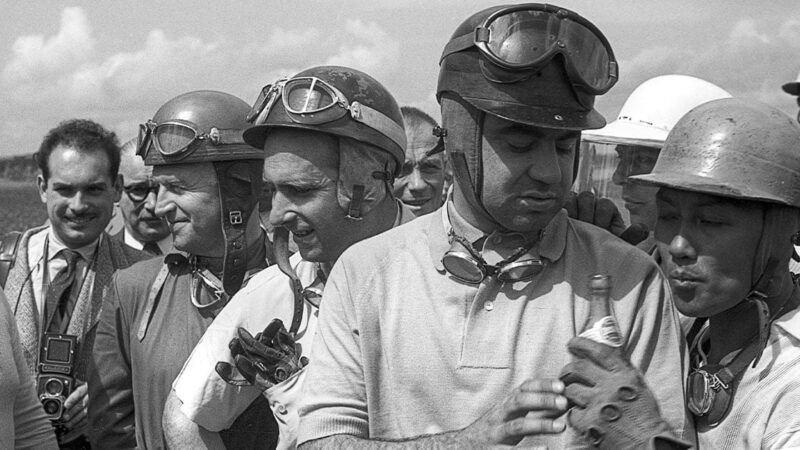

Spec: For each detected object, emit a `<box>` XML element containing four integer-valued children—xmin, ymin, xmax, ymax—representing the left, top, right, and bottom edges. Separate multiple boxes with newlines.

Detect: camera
<box><xmin>37</xmin><ymin>333</ymin><xmax>77</xmax><ymax>420</ymax></box>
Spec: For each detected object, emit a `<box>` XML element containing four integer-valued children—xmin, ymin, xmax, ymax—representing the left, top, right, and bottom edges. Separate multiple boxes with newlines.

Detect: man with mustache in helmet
<box><xmin>562</xmin><ymin>99</ymin><xmax>800</xmax><ymax>448</ymax></box>
<box><xmin>159</xmin><ymin>66</ymin><xmax>414</xmax><ymax>450</ymax></box>
<box><xmin>87</xmin><ymin>91</ymin><xmax>276</xmax><ymax>450</ymax></box>
<box><xmin>297</xmin><ymin>5</ymin><xmax>691</xmax><ymax>449</ymax></box>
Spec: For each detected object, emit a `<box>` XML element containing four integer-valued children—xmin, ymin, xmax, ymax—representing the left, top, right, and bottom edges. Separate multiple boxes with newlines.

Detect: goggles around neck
<box><xmin>442</xmin><ymin>230</ymin><xmax>545</xmax><ymax>284</ymax></box>
<box><xmin>246</xmin><ymin>76</ymin><xmax>406</xmax><ymax>151</ymax></box>
<box><xmin>137</xmin><ymin>118</ymin><xmax>245</xmax><ymax>160</ymax></box>
<box><xmin>441</xmin><ymin>4</ymin><xmax>618</xmax><ymax>95</ymax></box>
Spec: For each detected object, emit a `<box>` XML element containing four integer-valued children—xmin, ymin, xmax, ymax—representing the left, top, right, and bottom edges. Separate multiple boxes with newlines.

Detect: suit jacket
<box><xmin>4</xmin><ymin>225</ymin><xmax>146</xmax><ymax>379</ymax></box>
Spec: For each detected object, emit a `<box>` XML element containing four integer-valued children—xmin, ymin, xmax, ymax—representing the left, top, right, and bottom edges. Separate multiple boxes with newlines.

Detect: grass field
<box><xmin>0</xmin><ymin>179</ymin><xmax>47</xmax><ymax>234</ymax></box>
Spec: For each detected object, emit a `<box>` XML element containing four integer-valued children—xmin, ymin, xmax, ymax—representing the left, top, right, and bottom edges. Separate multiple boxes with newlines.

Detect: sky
<box><xmin>1</xmin><ymin>1</ymin><xmax>799</xmax><ymax>157</ymax></box>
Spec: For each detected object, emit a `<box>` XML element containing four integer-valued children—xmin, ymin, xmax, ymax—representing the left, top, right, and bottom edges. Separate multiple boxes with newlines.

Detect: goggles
<box><xmin>246</xmin><ymin>76</ymin><xmax>406</xmax><ymax>151</ymax></box>
<box><xmin>137</xmin><ymin>119</ymin><xmax>245</xmax><ymax>160</ymax></box>
<box><xmin>686</xmin><ymin>366</ymin><xmax>734</xmax><ymax>427</ymax></box>
<box><xmin>441</xmin><ymin>4</ymin><xmax>618</xmax><ymax>94</ymax></box>
<box><xmin>442</xmin><ymin>231</ymin><xmax>545</xmax><ymax>284</ymax></box>
<box><xmin>123</xmin><ymin>179</ymin><xmax>159</xmax><ymax>203</ymax></box>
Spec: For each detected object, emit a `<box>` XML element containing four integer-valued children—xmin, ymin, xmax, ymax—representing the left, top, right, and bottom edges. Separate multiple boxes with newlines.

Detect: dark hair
<box><xmin>34</xmin><ymin>119</ymin><xmax>121</xmax><ymax>182</ymax></box>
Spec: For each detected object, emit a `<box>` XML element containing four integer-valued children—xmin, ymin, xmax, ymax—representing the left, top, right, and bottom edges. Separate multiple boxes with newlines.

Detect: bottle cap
<box><xmin>589</xmin><ymin>274</ymin><xmax>611</xmax><ymax>290</ymax></box>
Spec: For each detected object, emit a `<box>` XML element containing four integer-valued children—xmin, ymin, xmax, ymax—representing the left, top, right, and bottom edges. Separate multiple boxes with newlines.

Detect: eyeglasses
<box><xmin>137</xmin><ymin>119</ymin><xmax>245</xmax><ymax>159</ymax></box>
<box><xmin>441</xmin><ymin>4</ymin><xmax>618</xmax><ymax>95</ymax></box>
<box><xmin>123</xmin><ymin>180</ymin><xmax>159</xmax><ymax>203</ymax></box>
<box><xmin>246</xmin><ymin>76</ymin><xmax>406</xmax><ymax>151</ymax></box>
<box><xmin>441</xmin><ymin>231</ymin><xmax>545</xmax><ymax>284</ymax></box>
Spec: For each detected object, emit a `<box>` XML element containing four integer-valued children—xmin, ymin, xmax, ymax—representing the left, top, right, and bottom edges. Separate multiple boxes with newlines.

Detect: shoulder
<box><xmin>566</xmin><ymin>218</ymin><xmax>660</xmax><ymax>273</ymax></box>
<box><xmin>112</xmin><ymin>257</ymin><xmax>166</xmax><ymax>293</ymax></box>
<box><xmin>339</xmin><ymin>212</ymin><xmax>432</xmax><ymax>265</ymax></box>
<box><xmin>105</xmin><ymin>233</ymin><xmax>148</xmax><ymax>267</ymax></box>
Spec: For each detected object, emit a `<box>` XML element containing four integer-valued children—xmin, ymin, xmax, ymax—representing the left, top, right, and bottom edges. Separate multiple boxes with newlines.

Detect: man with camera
<box><xmin>111</xmin><ymin>138</ymin><xmax>172</xmax><ymax>256</ymax></box>
<box><xmin>3</xmin><ymin>119</ymin><xmax>145</xmax><ymax>449</ymax></box>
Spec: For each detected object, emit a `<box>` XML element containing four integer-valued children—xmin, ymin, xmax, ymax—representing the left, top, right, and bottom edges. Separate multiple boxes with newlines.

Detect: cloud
<box><xmin>3</xmin><ymin>7</ymin><xmax>94</xmax><ymax>83</ymax></box>
<box><xmin>324</xmin><ymin>19</ymin><xmax>400</xmax><ymax>77</ymax></box>
<box><xmin>609</xmin><ymin>17</ymin><xmax>800</xmax><ymax>118</ymax></box>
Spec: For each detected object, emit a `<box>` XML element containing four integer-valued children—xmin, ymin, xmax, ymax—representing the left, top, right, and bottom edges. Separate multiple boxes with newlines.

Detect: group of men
<box><xmin>3</xmin><ymin>3</ymin><xmax>800</xmax><ymax>450</ymax></box>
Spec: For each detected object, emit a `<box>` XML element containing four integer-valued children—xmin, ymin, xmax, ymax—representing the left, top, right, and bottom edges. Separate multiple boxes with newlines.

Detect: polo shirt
<box><xmin>695</xmin><ymin>305</ymin><xmax>800</xmax><ymax>448</ymax></box>
<box><xmin>298</xmin><ymin>205</ymin><xmax>693</xmax><ymax>447</ymax></box>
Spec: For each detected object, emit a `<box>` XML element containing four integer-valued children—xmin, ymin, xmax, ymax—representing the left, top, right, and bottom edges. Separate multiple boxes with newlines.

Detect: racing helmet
<box><xmin>138</xmin><ymin>90</ymin><xmax>265</xmax><ymax>295</ymax></box>
<box><xmin>436</xmin><ymin>3</ymin><xmax>617</xmax><ymax>221</ymax></box>
<box><xmin>243</xmin><ymin>65</ymin><xmax>406</xmax><ymax>219</ymax></box>
<box><xmin>574</xmin><ymin>75</ymin><xmax>731</xmax><ymax>227</ymax></box>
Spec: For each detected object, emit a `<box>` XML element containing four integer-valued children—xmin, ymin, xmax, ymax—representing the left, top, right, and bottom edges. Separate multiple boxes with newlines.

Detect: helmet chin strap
<box><xmin>272</xmin><ymin>227</ymin><xmax>305</xmax><ymax>335</ymax></box>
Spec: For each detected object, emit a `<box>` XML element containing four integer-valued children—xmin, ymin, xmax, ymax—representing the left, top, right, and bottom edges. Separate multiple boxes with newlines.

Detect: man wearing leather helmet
<box><xmin>87</xmin><ymin>91</ymin><xmax>276</xmax><ymax>450</ymax></box>
<box><xmin>562</xmin><ymin>98</ymin><xmax>800</xmax><ymax>448</ymax></box>
<box><xmin>161</xmin><ymin>66</ymin><xmax>415</xmax><ymax>450</ymax></box>
<box><xmin>298</xmin><ymin>4</ymin><xmax>691</xmax><ymax>449</ymax></box>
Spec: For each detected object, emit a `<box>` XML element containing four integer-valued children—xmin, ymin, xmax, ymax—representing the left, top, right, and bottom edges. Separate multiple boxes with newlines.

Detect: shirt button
<box><xmin>484</xmin><ymin>300</ymin><xmax>494</xmax><ymax>311</ymax></box>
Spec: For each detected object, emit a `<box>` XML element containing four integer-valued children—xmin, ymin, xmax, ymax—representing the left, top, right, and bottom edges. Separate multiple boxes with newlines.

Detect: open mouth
<box><xmin>65</xmin><ymin>215</ymin><xmax>95</xmax><ymax>225</ymax></box>
<box><xmin>402</xmin><ymin>198</ymin><xmax>430</xmax><ymax>207</ymax></box>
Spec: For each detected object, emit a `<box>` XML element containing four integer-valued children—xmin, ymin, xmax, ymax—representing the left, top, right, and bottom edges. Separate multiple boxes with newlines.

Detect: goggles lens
<box><xmin>686</xmin><ymin>370</ymin><xmax>715</xmax><ymax>415</ymax></box>
<box><xmin>496</xmin><ymin>259</ymin><xmax>546</xmax><ymax>282</ymax></box>
<box><xmin>442</xmin><ymin>251</ymin><xmax>486</xmax><ymax>284</ymax></box>
<box><xmin>154</xmin><ymin>122</ymin><xmax>200</xmax><ymax>156</ymax></box>
<box><xmin>480</xmin><ymin>8</ymin><xmax>615</xmax><ymax>92</ymax></box>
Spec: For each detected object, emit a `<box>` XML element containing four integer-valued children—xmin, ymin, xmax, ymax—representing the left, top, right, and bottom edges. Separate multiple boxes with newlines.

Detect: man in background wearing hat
<box><xmin>87</xmin><ymin>91</ymin><xmax>275</xmax><ymax>450</ymax></box>
<box><xmin>297</xmin><ymin>4</ymin><xmax>691</xmax><ymax>449</ymax></box>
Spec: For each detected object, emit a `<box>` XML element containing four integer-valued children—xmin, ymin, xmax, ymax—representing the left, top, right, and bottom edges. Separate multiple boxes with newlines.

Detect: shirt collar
<box><xmin>47</xmin><ymin>228</ymin><xmax>100</xmax><ymax>262</ymax></box>
<box><xmin>428</xmin><ymin>200</ymin><xmax>569</xmax><ymax>271</ymax></box>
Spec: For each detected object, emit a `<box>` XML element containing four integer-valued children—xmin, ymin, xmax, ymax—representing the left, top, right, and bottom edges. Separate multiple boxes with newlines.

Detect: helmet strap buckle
<box><xmin>229</xmin><ymin>210</ymin><xmax>243</xmax><ymax>225</ymax></box>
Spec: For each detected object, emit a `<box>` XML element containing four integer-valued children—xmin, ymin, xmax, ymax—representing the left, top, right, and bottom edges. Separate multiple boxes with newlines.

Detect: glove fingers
<box><xmin>563</xmin><ymin>382</ymin><xmax>594</xmax><ymax>408</ymax></box>
<box><xmin>234</xmin><ymin>354</ymin><xmax>262</xmax><ymax>384</ymax></box>
<box><xmin>262</xmin><ymin>318</ymin><xmax>286</xmax><ymax>341</ymax></box>
<box><xmin>274</xmin><ymin>327</ymin><xmax>299</xmax><ymax>354</ymax></box>
<box><xmin>215</xmin><ymin>361</ymin><xmax>252</xmax><ymax>387</ymax></box>
<box><xmin>228</xmin><ymin>337</ymin><xmax>245</xmax><ymax>358</ymax></box>
<box><xmin>567</xmin><ymin>336</ymin><xmax>623</xmax><ymax>371</ymax></box>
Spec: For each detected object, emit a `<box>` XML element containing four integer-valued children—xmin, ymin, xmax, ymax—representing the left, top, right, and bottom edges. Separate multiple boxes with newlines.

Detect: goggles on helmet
<box><xmin>441</xmin><ymin>4</ymin><xmax>618</xmax><ymax>95</ymax></box>
<box><xmin>442</xmin><ymin>231</ymin><xmax>545</xmax><ymax>284</ymax></box>
<box><xmin>247</xmin><ymin>76</ymin><xmax>406</xmax><ymax>152</ymax></box>
<box><xmin>137</xmin><ymin>119</ymin><xmax>246</xmax><ymax>160</ymax></box>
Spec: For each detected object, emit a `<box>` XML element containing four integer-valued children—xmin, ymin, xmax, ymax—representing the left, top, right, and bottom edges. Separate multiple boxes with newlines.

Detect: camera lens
<box><xmin>42</xmin><ymin>398</ymin><xmax>61</xmax><ymax>415</ymax></box>
<box><xmin>45</xmin><ymin>378</ymin><xmax>63</xmax><ymax>395</ymax></box>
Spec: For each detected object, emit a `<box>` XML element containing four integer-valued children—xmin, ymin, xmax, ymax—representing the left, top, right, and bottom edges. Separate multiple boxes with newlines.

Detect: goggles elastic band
<box><xmin>440</xmin><ymin>4</ymin><xmax>617</xmax><ymax>95</ymax></box>
<box><xmin>247</xmin><ymin>76</ymin><xmax>407</xmax><ymax>151</ymax></box>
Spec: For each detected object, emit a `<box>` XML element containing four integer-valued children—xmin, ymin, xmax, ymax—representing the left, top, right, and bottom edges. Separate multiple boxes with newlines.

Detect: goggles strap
<box><xmin>273</xmin><ymin>227</ymin><xmax>305</xmax><ymax>335</ymax></box>
<box><xmin>350</xmin><ymin>102</ymin><xmax>407</xmax><ymax>152</ymax></box>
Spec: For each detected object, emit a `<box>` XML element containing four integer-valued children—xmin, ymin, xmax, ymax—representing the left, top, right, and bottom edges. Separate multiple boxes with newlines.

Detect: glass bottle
<box><xmin>579</xmin><ymin>274</ymin><xmax>623</xmax><ymax>347</ymax></box>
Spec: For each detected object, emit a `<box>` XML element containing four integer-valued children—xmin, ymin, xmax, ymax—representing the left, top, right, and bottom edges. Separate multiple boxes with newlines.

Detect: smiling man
<box><xmin>297</xmin><ymin>5</ymin><xmax>690</xmax><ymax>449</ymax></box>
<box><xmin>87</xmin><ymin>91</ymin><xmax>275</xmax><ymax>450</ymax></box>
<box><xmin>3</xmin><ymin>119</ymin><xmax>144</xmax><ymax>449</ymax></box>
<box><xmin>562</xmin><ymin>98</ymin><xmax>800</xmax><ymax>448</ymax></box>
<box><xmin>162</xmin><ymin>65</ymin><xmax>414</xmax><ymax>450</ymax></box>
<box><xmin>393</xmin><ymin>106</ymin><xmax>446</xmax><ymax>216</ymax></box>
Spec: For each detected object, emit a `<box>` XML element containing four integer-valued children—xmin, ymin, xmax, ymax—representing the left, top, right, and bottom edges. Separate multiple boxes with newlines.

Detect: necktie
<box><xmin>44</xmin><ymin>249</ymin><xmax>80</xmax><ymax>333</ymax></box>
<box><xmin>142</xmin><ymin>241</ymin><xmax>162</xmax><ymax>256</ymax></box>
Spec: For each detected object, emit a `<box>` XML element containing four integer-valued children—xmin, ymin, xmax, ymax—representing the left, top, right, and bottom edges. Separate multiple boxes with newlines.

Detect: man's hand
<box><xmin>215</xmin><ymin>319</ymin><xmax>308</xmax><ymax>391</ymax></box>
<box><xmin>559</xmin><ymin>337</ymin><xmax>690</xmax><ymax>450</ymax></box>
<box><xmin>461</xmin><ymin>379</ymin><xmax>568</xmax><ymax>447</ymax></box>
<box><xmin>563</xmin><ymin>191</ymin><xmax>649</xmax><ymax>245</ymax></box>
<box><xmin>59</xmin><ymin>382</ymin><xmax>88</xmax><ymax>443</ymax></box>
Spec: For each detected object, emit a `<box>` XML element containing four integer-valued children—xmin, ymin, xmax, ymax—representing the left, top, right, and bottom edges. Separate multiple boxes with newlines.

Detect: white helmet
<box><xmin>573</xmin><ymin>75</ymin><xmax>731</xmax><ymax>240</ymax></box>
<box><xmin>783</xmin><ymin>69</ymin><xmax>800</xmax><ymax>96</ymax></box>
<box><xmin>583</xmin><ymin>74</ymin><xmax>732</xmax><ymax>147</ymax></box>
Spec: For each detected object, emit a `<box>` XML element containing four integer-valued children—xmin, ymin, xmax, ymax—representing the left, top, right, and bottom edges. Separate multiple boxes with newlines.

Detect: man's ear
<box><xmin>113</xmin><ymin>174</ymin><xmax>123</xmax><ymax>203</ymax></box>
<box><xmin>37</xmin><ymin>174</ymin><xmax>48</xmax><ymax>204</ymax></box>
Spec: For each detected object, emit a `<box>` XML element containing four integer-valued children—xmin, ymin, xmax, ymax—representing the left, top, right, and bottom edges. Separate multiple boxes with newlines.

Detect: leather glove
<box><xmin>215</xmin><ymin>319</ymin><xmax>308</xmax><ymax>390</ymax></box>
<box><xmin>559</xmin><ymin>337</ymin><xmax>691</xmax><ymax>450</ymax></box>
